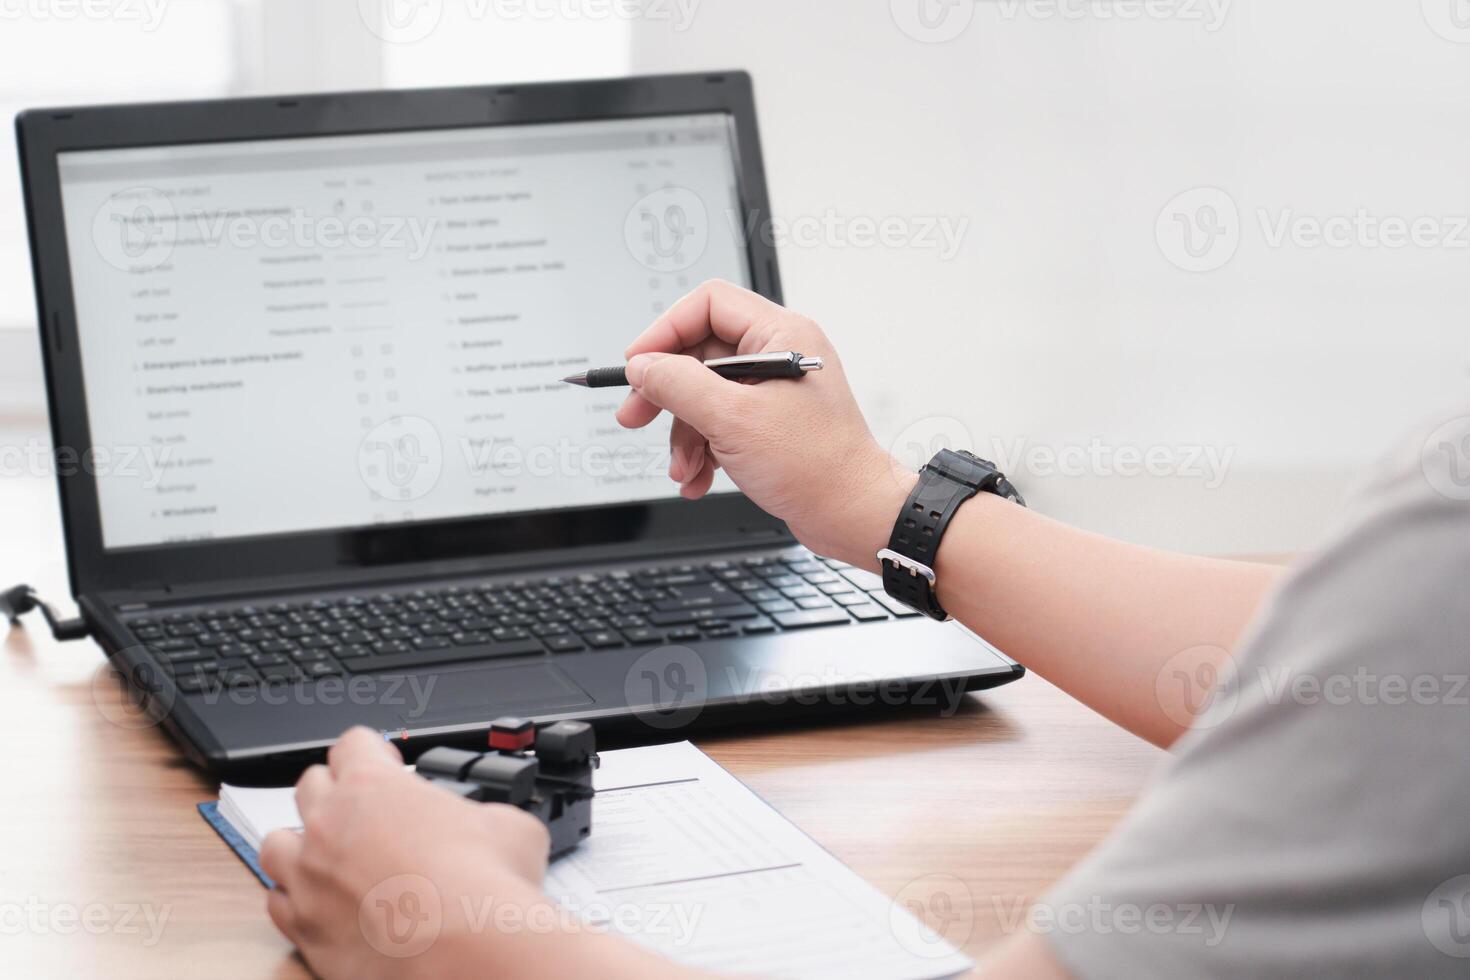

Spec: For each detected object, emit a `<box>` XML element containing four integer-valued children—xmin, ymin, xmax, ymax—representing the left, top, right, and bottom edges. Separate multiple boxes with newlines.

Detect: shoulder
<box><xmin>1270</xmin><ymin>408</ymin><xmax>1470</xmax><ymax>635</ymax></box>
<box><xmin>1038</xmin><ymin>409</ymin><xmax>1470</xmax><ymax>979</ymax></box>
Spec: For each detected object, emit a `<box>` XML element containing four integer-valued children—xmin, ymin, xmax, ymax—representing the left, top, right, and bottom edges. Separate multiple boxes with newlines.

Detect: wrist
<box><xmin>867</xmin><ymin>448</ymin><xmax>1029</xmax><ymax>620</ymax></box>
<box><xmin>425</xmin><ymin>876</ymin><xmax>553</xmax><ymax>979</ymax></box>
<box><xmin>826</xmin><ymin>449</ymin><xmax>917</xmax><ymax>572</ymax></box>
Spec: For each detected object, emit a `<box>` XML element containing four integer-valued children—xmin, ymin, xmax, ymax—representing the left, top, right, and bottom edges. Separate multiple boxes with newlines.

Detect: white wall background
<box><xmin>627</xmin><ymin>1</ymin><xmax>1470</xmax><ymax>554</ymax></box>
<box><xmin>4</xmin><ymin>0</ymin><xmax>1468</xmax><ymax>556</ymax></box>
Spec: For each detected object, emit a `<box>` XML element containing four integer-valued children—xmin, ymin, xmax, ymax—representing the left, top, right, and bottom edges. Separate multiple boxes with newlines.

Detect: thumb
<box><xmin>327</xmin><ymin>725</ymin><xmax>405</xmax><ymax>777</ymax></box>
<box><xmin>626</xmin><ymin>353</ymin><xmax>743</xmax><ymax>435</ymax></box>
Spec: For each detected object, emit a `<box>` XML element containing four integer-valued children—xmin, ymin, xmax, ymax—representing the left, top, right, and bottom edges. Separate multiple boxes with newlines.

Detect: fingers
<box><xmin>327</xmin><ymin>726</ymin><xmax>402</xmax><ymax>779</ymax></box>
<box><xmin>294</xmin><ymin>764</ymin><xmax>333</xmax><ymax>824</ymax></box>
<box><xmin>260</xmin><ymin>828</ymin><xmax>304</xmax><ymax>893</ymax></box>
<box><xmin>266</xmin><ymin>887</ymin><xmax>303</xmax><ymax>948</ymax></box>
<box><xmin>680</xmin><ymin>453</ymin><xmax>717</xmax><ymax>499</ymax></box>
<box><xmin>624</xmin><ymin>279</ymin><xmax>781</xmax><ymax>358</ymax></box>
<box><xmin>482</xmin><ymin>805</ymin><xmax>552</xmax><ymax>885</ymax></box>
<box><xmin>669</xmin><ymin>417</ymin><xmax>708</xmax><ymax>483</ymax></box>
<box><xmin>615</xmin><ymin>390</ymin><xmax>662</xmax><ymax>430</ymax></box>
<box><xmin>626</xmin><ymin>353</ymin><xmax>743</xmax><ymax>435</ymax></box>
<box><xmin>618</xmin><ymin>334</ymin><xmax>738</xmax><ymax>432</ymax></box>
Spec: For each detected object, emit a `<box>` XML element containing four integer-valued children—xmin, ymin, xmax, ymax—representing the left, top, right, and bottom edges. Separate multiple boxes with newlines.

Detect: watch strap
<box><xmin>879</xmin><ymin>451</ymin><xmax>1024</xmax><ymax>621</ymax></box>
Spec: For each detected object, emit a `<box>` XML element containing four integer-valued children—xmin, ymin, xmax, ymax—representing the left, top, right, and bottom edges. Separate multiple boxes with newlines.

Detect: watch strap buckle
<box><xmin>878</xmin><ymin>448</ymin><xmax>1026</xmax><ymax>621</ymax></box>
<box><xmin>875</xmin><ymin>549</ymin><xmax>937</xmax><ymax>586</ymax></box>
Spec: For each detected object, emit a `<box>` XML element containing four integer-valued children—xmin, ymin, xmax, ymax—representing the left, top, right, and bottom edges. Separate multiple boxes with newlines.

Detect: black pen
<box><xmin>562</xmin><ymin>351</ymin><xmax>824</xmax><ymax>388</ymax></box>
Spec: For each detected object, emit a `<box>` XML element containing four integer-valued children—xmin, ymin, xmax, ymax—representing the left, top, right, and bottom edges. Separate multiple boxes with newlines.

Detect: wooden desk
<box><xmin>0</xmin><ymin>427</ymin><xmax>1165</xmax><ymax>977</ymax></box>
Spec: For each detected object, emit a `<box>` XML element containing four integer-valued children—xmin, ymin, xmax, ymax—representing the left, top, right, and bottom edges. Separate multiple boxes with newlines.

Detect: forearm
<box><xmin>614</xmin><ymin>282</ymin><xmax>1283</xmax><ymax>749</ymax></box>
<box><xmin>841</xmin><ymin>459</ymin><xmax>1284</xmax><ymax>748</ymax></box>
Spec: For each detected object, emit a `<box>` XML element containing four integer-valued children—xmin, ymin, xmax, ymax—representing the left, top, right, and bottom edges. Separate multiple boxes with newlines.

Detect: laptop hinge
<box><xmin>120</xmin><ymin>582</ymin><xmax>171</xmax><ymax>604</ymax></box>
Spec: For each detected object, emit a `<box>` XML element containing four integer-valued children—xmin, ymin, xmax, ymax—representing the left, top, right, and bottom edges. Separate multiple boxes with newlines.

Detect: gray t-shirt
<box><xmin>1043</xmin><ymin>415</ymin><xmax>1470</xmax><ymax>978</ymax></box>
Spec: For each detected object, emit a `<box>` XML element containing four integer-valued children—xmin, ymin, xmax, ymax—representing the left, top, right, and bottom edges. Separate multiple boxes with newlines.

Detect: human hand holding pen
<box><xmin>614</xmin><ymin>279</ymin><xmax>916</xmax><ymax>566</ymax></box>
<box><xmin>565</xmin><ymin>351</ymin><xmax>824</xmax><ymax>388</ymax></box>
<box><xmin>615</xmin><ymin>282</ymin><xmax>1282</xmax><ymax>754</ymax></box>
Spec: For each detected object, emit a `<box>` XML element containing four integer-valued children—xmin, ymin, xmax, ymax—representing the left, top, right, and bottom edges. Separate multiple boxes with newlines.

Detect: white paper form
<box><xmin>217</xmin><ymin>741</ymin><xmax>972</xmax><ymax>979</ymax></box>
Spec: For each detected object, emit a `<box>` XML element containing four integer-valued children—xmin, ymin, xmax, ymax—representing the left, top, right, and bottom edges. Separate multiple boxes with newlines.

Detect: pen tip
<box><xmin>562</xmin><ymin>374</ymin><xmax>589</xmax><ymax>387</ymax></box>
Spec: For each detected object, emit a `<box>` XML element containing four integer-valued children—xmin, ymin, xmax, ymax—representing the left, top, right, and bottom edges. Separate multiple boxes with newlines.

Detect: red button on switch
<box><xmin>488</xmin><ymin>716</ymin><xmax>535</xmax><ymax>752</ymax></box>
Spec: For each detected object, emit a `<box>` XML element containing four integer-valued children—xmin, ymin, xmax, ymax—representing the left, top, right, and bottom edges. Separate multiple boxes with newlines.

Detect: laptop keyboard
<box><xmin>118</xmin><ymin>548</ymin><xmax>919</xmax><ymax>695</ymax></box>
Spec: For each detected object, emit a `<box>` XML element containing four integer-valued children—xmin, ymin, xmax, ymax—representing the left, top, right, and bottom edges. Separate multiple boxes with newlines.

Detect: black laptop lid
<box><xmin>16</xmin><ymin>73</ymin><xmax>785</xmax><ymax>597</ymax></box>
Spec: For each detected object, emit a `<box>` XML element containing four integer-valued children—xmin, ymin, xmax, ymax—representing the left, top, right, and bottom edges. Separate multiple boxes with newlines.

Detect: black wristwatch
<box><xmin>878</xmin><ymin>449</ymin><xmax>1025</xmax><ymax>621</ymax></box>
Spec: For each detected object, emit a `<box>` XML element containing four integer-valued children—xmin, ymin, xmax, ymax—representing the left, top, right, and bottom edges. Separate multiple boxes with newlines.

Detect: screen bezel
<box><xmin>17</xmin><ymin>73</ymin><xmax>786</xmax><ymax>597</ymax></box>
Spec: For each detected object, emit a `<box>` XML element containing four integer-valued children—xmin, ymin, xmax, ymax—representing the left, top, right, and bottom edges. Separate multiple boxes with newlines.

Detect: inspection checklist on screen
<box><xmin>57</xmin><ymin>114</ymin><xmax>750</xmax><ymax>550</ymax></box>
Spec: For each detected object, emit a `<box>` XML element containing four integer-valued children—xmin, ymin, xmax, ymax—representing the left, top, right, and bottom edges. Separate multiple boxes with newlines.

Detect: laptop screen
<box><xmin>55</xmin><ymin>113</ymin><xmax>750</xmax><ymax>551</ymax></box>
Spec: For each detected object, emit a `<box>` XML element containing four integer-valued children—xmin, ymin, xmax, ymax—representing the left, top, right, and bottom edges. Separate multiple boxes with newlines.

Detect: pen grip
<box><xmin>584</xmin><ymin>366</ymin><xmax>630</xmax><ymax>388</ymax></box>
<box><xmin>707</xmin><ymin>354</ymin><xmax>803</xmax><ymax>381</ymax></box>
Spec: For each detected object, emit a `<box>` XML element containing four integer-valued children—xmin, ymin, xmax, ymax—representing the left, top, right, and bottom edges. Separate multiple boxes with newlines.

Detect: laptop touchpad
<box><xmin>396</xmin><ymin>662</ymin><xmax>594</xmax><ymax>727</ymax></box>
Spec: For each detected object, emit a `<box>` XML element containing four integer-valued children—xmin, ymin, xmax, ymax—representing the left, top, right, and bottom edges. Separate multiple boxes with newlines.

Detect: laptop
<box><xmin>16</xmin><ymin>72</ymin><xmax>1022</xmax><ymax>778</ymax></box>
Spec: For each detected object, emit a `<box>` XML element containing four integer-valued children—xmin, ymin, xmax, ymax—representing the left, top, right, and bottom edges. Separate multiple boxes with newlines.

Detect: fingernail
<box><xmin>625</xmin><ymin>352</ymin><xmax>663</xmax><ymax>387</ymax></box>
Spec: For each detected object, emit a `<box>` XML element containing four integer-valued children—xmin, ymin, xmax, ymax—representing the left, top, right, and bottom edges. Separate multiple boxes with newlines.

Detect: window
<box><xmin>0</xmin><ymin>4</ymin><xmax>632</xmax><ymax>414</ymax></box>
<box><xmin>379</xmin><ymin>6</ymin><xmax>630</xmax><ymax>87</ymax></box>
<box><xmin>1</xmin><ymin>2</ymin><xmax>633</xmax><ymax>334</ymax></box>
<box><xmin>0</xmin><ymin>0</ymin><xmax>261</xmax><ymax>331</ymax></box>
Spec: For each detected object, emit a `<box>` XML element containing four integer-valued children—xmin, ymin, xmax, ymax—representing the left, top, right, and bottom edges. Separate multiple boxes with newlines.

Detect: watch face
<box><xmin>932</xmin><ymin>449</ymin><xmax>995</xmax><ymax>487</ymax></box>
<box><xmin>955</xmin><ymin>449</ymin><xmax>991</xmax><ymax>467</ymax></box>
